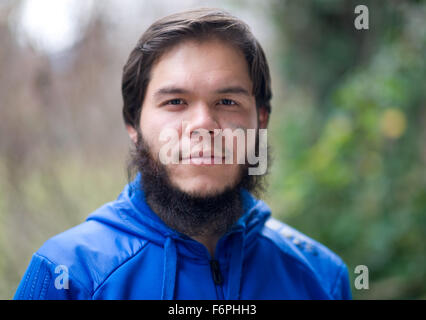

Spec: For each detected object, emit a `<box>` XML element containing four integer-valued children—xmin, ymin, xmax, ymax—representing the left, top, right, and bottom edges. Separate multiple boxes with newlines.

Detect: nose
<box><xmin>186</xmin><ymin>102</ymin><xmax>220</xmax><ymax>138</ymax></box>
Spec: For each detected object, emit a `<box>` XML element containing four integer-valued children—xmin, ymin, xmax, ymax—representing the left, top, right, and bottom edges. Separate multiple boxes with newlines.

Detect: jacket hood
<box><xmin>86</xmin><ymin>172</ymin><xmax>272</xmax><ymax>299</ymax></box>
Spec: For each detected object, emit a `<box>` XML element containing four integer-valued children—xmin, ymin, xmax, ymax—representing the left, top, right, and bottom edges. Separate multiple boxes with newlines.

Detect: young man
<box><xmin>14</xmin><ymin>8</ymin><xmax>352</xmax><ymax>300</ymax></box>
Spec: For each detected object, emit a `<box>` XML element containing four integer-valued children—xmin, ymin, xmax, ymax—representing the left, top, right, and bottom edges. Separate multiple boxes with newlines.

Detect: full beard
<box><xmin>127</xmin><ymin>130</ymin><xmax>268</xmax><ymax>238</ymax></box>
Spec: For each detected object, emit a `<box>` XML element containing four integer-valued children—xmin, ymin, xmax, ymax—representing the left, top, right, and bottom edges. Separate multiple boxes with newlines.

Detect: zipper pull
<box><xmin>210</xmin><ymin>259</ymin><xmax>223</xmax><ymax>285</ymax></box>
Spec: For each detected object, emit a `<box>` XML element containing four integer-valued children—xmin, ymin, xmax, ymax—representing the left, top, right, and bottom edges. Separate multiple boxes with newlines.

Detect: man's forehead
<box><xmin>147</xmin><ymin>39</ymin><xmax>253</xmax><ymax>95</ymax></box>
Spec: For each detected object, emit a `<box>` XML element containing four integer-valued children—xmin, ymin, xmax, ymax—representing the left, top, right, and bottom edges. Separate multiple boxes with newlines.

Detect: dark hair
<box><xmin>121</xmin><ymin>7</ymin><xmax>272</xmax><ymax>129</ymax></box>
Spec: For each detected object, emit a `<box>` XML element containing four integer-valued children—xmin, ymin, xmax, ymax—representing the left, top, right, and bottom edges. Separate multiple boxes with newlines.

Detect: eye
<box><xmin>166</xmin><ymin>98</ymin><xmax>185</xmax><ymax>105</ymax></box>
<box><xmin>219</xmin><ymin>99</ymin><xmax>237</xmax><ymax>106</ymax></box>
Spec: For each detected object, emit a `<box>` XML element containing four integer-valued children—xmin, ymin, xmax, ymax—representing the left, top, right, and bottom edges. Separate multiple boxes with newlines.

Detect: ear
<box><xmin>258</xmin><ymin>107</ymin><xmax>269</xmax><ymax>129</ymax></box>
<box><xmin>126</xmin><ymin>124</ymin><xmax>138</xmax><ymax>145</ymax></box>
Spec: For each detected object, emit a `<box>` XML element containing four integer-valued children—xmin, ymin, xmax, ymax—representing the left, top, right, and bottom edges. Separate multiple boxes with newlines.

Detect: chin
<box><xmin>170</xmin><ymin>166</ymin><xmax>241</xmax><ymax>197</ymax></box>
<box><xmin>176</xmin><ymin>178</ymin><xmax>233</xmax><ymax>198</ymax></box>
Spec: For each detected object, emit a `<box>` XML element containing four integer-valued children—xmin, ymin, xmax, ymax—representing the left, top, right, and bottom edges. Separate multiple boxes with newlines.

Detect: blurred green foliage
<box><xmin>268</xmin><ymin>0</ymin><xmax>426</xmax><ymax>299</ymax></box>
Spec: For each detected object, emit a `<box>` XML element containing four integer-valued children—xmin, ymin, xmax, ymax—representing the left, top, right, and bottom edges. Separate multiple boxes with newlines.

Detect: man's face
<box><xmin>128</xmin><ymin>39</ymin><xmax>267</xmax><ymax>197</ymax></box>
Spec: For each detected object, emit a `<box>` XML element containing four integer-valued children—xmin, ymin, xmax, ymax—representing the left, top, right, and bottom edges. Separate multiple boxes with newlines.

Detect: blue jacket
<box><xmin>14</xmin><ymin>173</ymin><xmax>352</xmax><ymax>300</ymax></box>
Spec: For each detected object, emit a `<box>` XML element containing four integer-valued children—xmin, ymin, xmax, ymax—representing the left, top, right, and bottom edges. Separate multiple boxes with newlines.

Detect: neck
<box><xmin>192</xmin><ymin>233</ymin><xmax>222</xmax><ymax>258</ymax></box>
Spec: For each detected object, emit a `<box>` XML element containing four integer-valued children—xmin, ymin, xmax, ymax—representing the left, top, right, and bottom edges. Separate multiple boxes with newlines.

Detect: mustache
<box><xmin>177</xmin><ymin>133</ymin><xmax>232</xmax><ymax>161</ymax></box>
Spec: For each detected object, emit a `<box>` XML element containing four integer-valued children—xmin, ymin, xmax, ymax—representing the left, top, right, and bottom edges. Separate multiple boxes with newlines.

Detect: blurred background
<box><xmin>0</xmin><ymin>0</ymin><xmax>425</xmax><ymax>299</ymax></box>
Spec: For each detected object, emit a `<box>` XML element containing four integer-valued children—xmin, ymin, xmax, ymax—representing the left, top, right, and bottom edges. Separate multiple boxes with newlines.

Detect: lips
<box><xmin>181</xmin><ymin>153</ymin><xmax>226</xmax><ymax>165</ymax></box>
<box><xmin>180</xmin><ymin>150</ymin><xmax>225</xmax><ymax>160</ymax></box>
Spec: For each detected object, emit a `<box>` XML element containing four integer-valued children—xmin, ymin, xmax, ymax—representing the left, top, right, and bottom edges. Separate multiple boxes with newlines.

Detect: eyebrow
<box><xmin>153</xmin><ymin>85</ymin><xmax>251</xmax><ymax>99</ymax></box>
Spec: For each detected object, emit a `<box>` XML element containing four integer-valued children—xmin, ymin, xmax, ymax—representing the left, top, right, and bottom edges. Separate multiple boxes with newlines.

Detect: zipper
<box><xmin>210</xmin><ymin>259</ymin><xmax>225</xmax><ymax>300</ymax></box>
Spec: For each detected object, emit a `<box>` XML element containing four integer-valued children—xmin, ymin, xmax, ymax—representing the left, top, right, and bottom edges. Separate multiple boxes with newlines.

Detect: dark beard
<box><xmin>127</xmin><ymin>130</ymin><xmax>269</xmax><ymax>238</ymax></box>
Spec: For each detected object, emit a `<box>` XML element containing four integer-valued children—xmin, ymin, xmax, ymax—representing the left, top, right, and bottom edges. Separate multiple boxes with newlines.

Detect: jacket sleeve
<box><xmin>13</xmin><ymin>253</ymin><xmax>91</xmax><ymax>300</ymax></box>
<box><xmin>331</xmin><ymin>263</ymin><xmax>352</xmax><ymax>300</ymax></box>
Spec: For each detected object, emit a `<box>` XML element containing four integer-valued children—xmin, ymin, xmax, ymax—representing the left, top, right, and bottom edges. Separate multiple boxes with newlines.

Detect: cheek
<box><xmin>222</xmin><ymin>107</ymin><xmax>258</xmax><ymax>130</ymax></box>
<box><xmin>222</xmin><ymin>116</ymin><xmax>257</xmax><ymax>147</ymax></box>
<box><xmin>247</xmin><ymin>111</ymin><xmax>259</xmax><ymax>130</ymax></box>
<box><xmin>140</xmin><ymin>120</ymin><xmax>183</xmax><ymax>162</ymax></box>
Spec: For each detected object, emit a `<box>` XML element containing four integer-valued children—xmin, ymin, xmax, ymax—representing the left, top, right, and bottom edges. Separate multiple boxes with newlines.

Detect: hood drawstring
<box><xmin>161</xmin><ymin>232</ymin><xmax>246</xmax><ymax>300</ymax></box>
<box><xmin>161</xmin><ymin>236</ymin><xmax>177</xmax><ymax>300</ymax></box>
<box><xmin>227</xmin><ymin>231</ymin><xmax>246</xmax><ymax>300</ymax></box>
